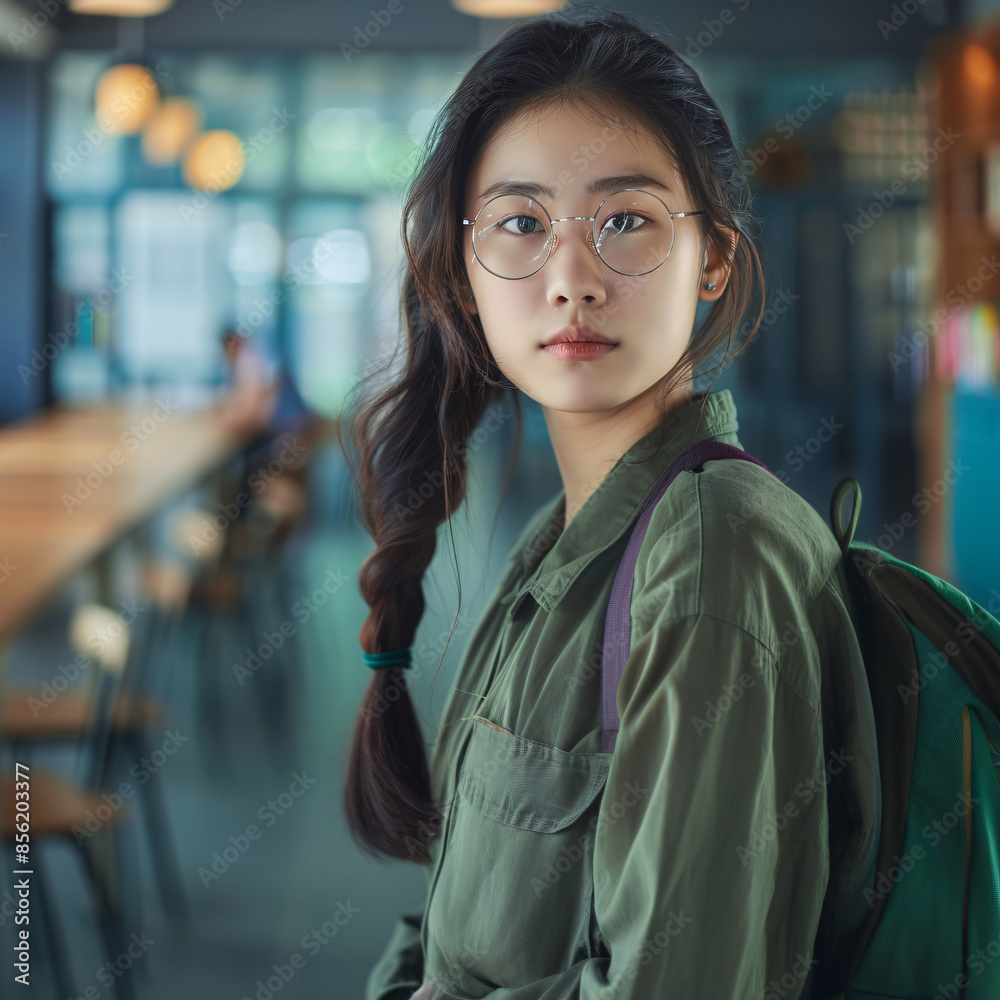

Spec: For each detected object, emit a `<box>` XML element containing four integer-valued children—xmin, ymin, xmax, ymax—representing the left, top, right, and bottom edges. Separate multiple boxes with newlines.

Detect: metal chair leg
<box><xmin>194</xmin><ymin>606</ymin><xmax>234</xmax><ymax>782</ymax></box>
<box><xmin>76</xmin><ymin>837</ymin><xmax>137</xmax><ymax>1000</ymax></box>
<box><xmin>27</xmin><ymin>844</ymin><xmax>77</xmax><ymax>1000</ymax></box>
<box><xmin>127</xmin><ymin>728</ymin><xmax>190</xmax><ymax>922</ymax></box>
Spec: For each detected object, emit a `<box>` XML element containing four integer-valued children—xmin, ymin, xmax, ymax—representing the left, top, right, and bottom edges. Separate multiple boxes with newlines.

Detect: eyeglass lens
<box><xmin>468</xmin><ymin>189</ymin><xmax>676</xmax><ymax>279</ymax></box>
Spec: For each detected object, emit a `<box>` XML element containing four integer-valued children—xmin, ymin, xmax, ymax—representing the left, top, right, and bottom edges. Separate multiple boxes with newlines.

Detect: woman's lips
<box><xmin>541</xmin><ymin>342</ymin><xmax>617</xmax><ymax>360</ymax></box>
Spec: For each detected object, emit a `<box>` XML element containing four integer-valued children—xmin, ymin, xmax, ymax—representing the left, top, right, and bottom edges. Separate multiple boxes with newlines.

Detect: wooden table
<box><xmin>0</xmin><ymin>400</ymin><xmax>250</xmax><ymax>642</ymax></box>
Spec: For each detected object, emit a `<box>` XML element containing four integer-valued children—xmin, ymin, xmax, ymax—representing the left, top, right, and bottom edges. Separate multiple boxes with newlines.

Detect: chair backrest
<box><xmin>67</xmin><ymin>602</ymin><xmax>131</xmax><ymax>788</ymax></box>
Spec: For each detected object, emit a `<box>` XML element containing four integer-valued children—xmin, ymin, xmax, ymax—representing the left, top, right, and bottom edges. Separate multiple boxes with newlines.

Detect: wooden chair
<box><xmin>1</xmin><ymin>603</ymin><xmax>137</xmax><ymax>1000</ymax></box>
<box><xmin>3</xmin><ymin>589</ymin><xmax>187</xmax><ymax>925</ymax></box>
<box><xmin>189</xmin><ymin>436</ymin><xmax>323</xmax><ymax>773</ymax></box>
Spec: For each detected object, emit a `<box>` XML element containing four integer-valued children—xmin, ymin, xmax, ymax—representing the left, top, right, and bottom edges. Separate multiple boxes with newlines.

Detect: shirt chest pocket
<box><xmin>424</xmin><ymin>718</ymin><xmax>612</xmax><ymax>995</ymax></box>
<box><xmin>457</xmin><ymin>718</ymin><xmax>610</xmax><ymax>830</ymax></box>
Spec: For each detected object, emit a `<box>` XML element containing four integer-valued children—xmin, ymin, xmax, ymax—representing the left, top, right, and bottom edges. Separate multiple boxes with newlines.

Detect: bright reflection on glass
<box><xmin>315</xmin><ymin>229</ymin><xmax>370</xmax><ymax>284</ymax></box>
<box><xmin>284</xmin><ymin>231</ymin><xmax>370</xmax><ymax>286</ymax></box>
<box><xmin>227</xmin><ymin>221</ymin><xmax>282</xmax><ymax>285</ymax></box>
<box><xmin>285</xmin><ymin>238</ymin><xmax>320</xmax><ymax>283</ymax></box>
<box><xmin>407</xmin><ymin>107</ymin><xmax>436</xmax><ymax>143</ymax></box>
<box><xmin>307</xmin><ymin>107</ymin><xmax>376</xmax><ymax>151</ymax></box>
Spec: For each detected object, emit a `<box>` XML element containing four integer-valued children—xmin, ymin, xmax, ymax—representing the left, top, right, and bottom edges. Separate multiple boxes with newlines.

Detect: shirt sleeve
<box><xmin>430</xmin><ymin>611</ymin><xmax>829</xmax><ymax>999</ymax></box>
<box><xmin>365</xmin><ymin>909</ymin><xmax>426</xmax><ymax>1000</ymax></box>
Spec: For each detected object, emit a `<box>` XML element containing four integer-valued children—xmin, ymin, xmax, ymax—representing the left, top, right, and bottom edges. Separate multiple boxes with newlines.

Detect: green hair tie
<box><xmin>363</xmin><ymin>648</ymin><xmax>412</xmax><ymax>670</ymax></box>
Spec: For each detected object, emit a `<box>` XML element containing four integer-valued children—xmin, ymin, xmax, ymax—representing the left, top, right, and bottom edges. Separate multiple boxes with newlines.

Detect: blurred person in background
<box><xmin>216</xmin><ymin>326</ymin><xmax>323</xmax><ymax>548</ymax></box>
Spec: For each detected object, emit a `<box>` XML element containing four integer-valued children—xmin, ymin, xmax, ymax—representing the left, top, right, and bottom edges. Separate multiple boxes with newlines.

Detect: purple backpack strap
<box><xmin>600</xmin><ymin>440</ymin><xmax>775</xmax><ymax>753</ymax></box>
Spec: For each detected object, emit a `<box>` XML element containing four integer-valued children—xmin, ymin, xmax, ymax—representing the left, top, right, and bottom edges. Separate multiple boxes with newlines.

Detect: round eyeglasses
<box><xmin>461</xmin><ymin>187</ymin><xmax>707</xmax><ymax>280</ymax></box>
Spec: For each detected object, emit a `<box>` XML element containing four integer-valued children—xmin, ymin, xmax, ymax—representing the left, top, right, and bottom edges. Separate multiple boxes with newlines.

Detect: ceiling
<box><xmin>6</xmin><ymin>0</ymin><xmax>966</xmax><ymax>58</ymax></box>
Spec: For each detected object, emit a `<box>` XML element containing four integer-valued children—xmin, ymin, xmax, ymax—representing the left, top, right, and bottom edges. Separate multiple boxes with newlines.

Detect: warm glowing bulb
<box><xmin>96</xmin><ymin>64</ymin><xmax>159</xmax><ymax>136</ymax></box>
<box><xmin>182</xmin><ymin>130</ymin><xmax>245</xmax><ymax>191</ymax></box>
<box><xmin>70</xmin><ymin>0</ymin><xmax>174</xmax><ymax>14</ymax></box>
<box><xmin>451</xmin><ymin>0</ymin><xmax>565</xmax><ymax>15</ymax></box>
<box><xmin>141</xmin><ymin>97</ymin><xmax>202</xmax><ymax>166</ymax></box>
<box><xmin>964</xmin><ymin>43</ymin><xmax>998</xmax><ymax>90</ymax></box>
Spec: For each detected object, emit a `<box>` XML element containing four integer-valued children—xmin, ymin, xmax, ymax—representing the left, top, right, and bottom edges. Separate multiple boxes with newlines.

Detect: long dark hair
<box><xmin>337</xmin><ymin>4</ymin><xmax>765</xmax><ymax>865</ymax></box>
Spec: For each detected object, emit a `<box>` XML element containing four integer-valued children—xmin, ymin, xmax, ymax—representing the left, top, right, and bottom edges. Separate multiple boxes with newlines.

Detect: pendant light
<box><xmin>69</xmin><ymin>0</ymin><xmax>173</xmax><ymax>14</ymax></box>
<box><xmin>450</xmin><ymin>0</ymin><xmax>565</xmax><ymax>15</ymax></box>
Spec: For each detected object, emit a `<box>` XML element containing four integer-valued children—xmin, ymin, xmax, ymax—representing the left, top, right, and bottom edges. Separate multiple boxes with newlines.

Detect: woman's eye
<box><xmin>604</xmin><ymin>211</ymin><xmax>647</xmax><ymax>235</ymax></box>
<box><xmin>498</xmin><ymin>215</ymin><xmax>544</xmax><ymax>236</ymax></box>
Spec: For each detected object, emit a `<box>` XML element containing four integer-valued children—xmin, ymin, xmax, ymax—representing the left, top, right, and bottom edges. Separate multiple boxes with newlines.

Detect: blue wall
<box><xmin>951</xmin><ymin>385</ymin><xmax>1000</xmax><ymax>610</ymax></box>
<box><xmin>0</xmin><ymin>58</ymin><xmax>46</xmax><ymax>424</ymax></box>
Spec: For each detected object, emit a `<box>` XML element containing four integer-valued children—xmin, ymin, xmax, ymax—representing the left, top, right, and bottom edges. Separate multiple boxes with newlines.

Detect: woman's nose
<box><xmin>543</xmin><ymin>223</ymin><xmax>608</xmax><ymax>305</ymax></box>
<box><xmin>548</xmin><ymin>224</ymin><xmax>600</xmax><ymax>262</ymax></box>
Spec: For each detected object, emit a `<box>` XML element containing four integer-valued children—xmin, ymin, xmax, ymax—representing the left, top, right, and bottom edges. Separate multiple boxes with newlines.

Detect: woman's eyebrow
<box><xmin>476</xmin><ymin>173</ymin><xmax>673</xmax><ymax>202</ymax></box>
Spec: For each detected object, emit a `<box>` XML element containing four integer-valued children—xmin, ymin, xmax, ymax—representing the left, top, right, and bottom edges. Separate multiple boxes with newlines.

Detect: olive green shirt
<box><xmin>366</xmin><ymin>388</ymin><xmax>868</xmax><ymax>1000</ymax></box>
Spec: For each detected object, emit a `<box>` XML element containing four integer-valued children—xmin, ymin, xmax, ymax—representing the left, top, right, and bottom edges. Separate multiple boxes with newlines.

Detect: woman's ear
<box><xmin>700</xmin><ymin>228</ymin><xmax>738</xmax><ymax>300</ymax></box>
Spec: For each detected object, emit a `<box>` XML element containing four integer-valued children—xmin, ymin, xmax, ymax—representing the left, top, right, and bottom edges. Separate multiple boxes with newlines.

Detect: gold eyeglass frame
<box><xmin>461</xmin><ymin>187</ymin><xmax>707</xmax><ymax>279</ymax></box>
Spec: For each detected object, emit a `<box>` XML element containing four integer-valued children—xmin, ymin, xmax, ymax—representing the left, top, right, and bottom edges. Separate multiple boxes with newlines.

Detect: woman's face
<box><xmin>462</xmin><ymin>99</ymin><xmax>730</xmax><ymax>415</ymax></box>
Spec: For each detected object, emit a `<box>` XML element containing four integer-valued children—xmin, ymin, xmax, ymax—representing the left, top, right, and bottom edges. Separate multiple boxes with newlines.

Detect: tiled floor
<box><xmin>0</xmin><ymin>433</ymin><xmax>557</xmax><ymax>1000</ymax></box>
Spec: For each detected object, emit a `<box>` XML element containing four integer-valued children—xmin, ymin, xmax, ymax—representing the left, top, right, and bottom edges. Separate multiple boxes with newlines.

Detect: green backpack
<box><xmin>602</xmin><ymin>443</ymin><xmax>1000</xmax><ymax>998</ymax></box>
<box><xmin>813</xmin><ymin>476</ymin><xmax>1000</xmax><ymax>1000</ymax></box>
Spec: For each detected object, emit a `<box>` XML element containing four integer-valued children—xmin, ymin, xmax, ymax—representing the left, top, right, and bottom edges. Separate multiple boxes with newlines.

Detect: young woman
<box><xmin>340</xmin><ymin>8</ymin><xmax>870</xmax><ymax>999</ymax></box>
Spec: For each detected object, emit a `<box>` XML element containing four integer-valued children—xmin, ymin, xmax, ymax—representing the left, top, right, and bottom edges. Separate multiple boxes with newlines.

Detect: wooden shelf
<box><xmin>922</xmin><ymin>25</ymin><xmax>1000</xmax><ymax>582</ymax></box>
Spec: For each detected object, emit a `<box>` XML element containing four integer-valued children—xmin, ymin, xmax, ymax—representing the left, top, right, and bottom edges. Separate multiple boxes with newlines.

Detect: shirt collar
<box><xmin>500</xmin><ymin>388</ymin><xmax>741</xmax><ymax>614</ymax></box>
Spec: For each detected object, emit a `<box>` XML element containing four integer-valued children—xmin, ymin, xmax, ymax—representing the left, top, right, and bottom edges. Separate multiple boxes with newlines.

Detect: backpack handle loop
<box><xmin>830</xmin><ymin>477</ymin><xmax>862</xmax><ymax>559</ymax></box>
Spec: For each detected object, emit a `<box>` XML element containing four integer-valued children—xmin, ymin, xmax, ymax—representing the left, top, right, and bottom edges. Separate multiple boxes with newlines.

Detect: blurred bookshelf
<box><xmin>713</xmin><ymin>69</ymin><xmax>940</xmax><ymax>568</ymax></box>
<box><xmin>916</xmin><ymin>22</ymin><xmax>1000</xmax><ymax>607</ymax></box>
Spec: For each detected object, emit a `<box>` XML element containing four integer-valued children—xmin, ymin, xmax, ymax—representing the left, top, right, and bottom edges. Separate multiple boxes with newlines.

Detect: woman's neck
<box><xmin>545</xmin><ymin>379</ymin><xmax>694</xmax><ymax>531</ymax></box>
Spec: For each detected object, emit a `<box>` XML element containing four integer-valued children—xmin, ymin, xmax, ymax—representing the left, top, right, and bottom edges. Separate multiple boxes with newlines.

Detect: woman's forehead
<box><xmin>487</xmin><ymin>99</ymin><xmax>662</xmax><ymax>155</ymax></box>
<box><xmin>467</xmin><ymin>103</ymin><xmax>686</xmax><ymax>205</ymax></box>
